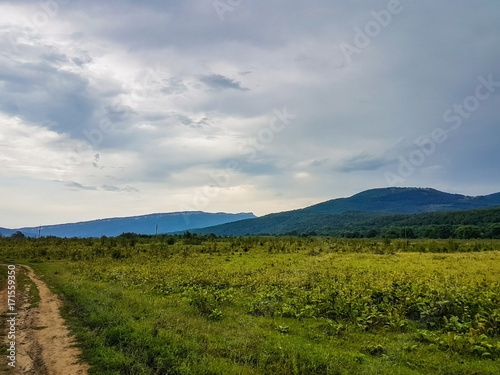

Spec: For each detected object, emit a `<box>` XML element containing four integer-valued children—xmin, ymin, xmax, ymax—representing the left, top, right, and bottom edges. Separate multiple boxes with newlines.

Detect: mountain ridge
<box><xmin>0</xmin><ymin>211</ymin><xmax>256</xmax><ymax>238</ymax></box>
<box><xmin>193</xmin><ymin>187</ymin><xmax>500</xmax><ymax>236</ymax></box>
<box><xmin>3</xmin><ymin>187</ymin><xmax>500</xmax><ymax>238</ymax></box>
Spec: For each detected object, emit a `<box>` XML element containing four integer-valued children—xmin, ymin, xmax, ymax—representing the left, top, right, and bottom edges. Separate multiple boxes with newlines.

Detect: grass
<box><xmin>16</xmin><ymin>268</ymin><xmax>40</xmax><ymax>308</ymax></box>
<box><xmin>1</xmin><ymin>237</ymin><xmax>500</xmax><ymax>374</ymax></box>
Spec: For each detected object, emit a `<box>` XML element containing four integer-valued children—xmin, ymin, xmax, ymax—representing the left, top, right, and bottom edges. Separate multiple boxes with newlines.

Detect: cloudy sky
<box><xmin>1</xmin><ymin>0</ymin><xmax>499</xmax><ymax>227</ymax></box>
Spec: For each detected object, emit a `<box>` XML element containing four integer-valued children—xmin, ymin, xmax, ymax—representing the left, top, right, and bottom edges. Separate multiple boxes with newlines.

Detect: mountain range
<box><xmin>2</xmin><ymin>187</ymin><xmax>500</xmax><ymax>238</ymax></box>
<box><xmin>192</xmin><ymin>187</ymin><xmax>500</xmax><ymax>237</ymax></box>
<box><xmin>0</xmin><ymin>212</ymin><xmax>255</xmax><ymax>238</ymax></box>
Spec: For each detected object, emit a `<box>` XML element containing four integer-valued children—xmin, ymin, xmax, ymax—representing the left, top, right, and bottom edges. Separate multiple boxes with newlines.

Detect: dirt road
<box><xmin>1</xmin><ymin>265</ymin><xmax>88</xmax><ymax>374</ymax></box>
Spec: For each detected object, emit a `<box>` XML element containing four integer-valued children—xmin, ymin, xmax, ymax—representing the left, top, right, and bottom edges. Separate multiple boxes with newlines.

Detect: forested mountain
<box><xmin>3</xmin><ymin>188</ymin><xmax>499</xmax><ymax>239</ymax></box>
<box><xmin>0</xmin><ymin>212</ymin><xmax>255</xmax><ymax>238</ymax></box>
<box><xmin>193</xmin><ymin>188</ymin><xmax>500</xmax><ymax>238</ymax></box>
<box><xmin>302</xmin><ymin>187</ymin><xmax>500</xmax><ymax>214</ymax></box>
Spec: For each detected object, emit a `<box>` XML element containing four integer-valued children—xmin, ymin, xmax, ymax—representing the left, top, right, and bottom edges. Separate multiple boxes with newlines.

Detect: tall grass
<box><xmin>1</xmin><ymin>237</ymin><xmax>500</xmax><ymax>374</ymax></box>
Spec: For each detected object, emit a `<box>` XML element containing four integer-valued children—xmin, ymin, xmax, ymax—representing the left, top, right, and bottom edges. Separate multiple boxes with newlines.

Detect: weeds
<box><xmin>1</xmin><ymin>238</ymin><xmax>499</xmax><ymax>374</ymax></box>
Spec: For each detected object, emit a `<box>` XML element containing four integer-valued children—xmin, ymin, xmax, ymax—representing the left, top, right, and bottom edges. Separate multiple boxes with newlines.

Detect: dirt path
<box><xmin>2</xmin><ymin>265</ymin><xmax>88</xmax><ymax>374</ymax></box>
<box><xmin>0</xmin><ymin>285</ymin><xmax>10</xmax><ymax>374</ymax></box>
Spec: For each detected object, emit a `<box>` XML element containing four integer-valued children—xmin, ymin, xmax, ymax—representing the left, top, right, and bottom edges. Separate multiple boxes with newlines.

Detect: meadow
<box><xmin>1</xmin><ymin>235</ymin><xmax>500</xmax><ymax>374</ymax></box>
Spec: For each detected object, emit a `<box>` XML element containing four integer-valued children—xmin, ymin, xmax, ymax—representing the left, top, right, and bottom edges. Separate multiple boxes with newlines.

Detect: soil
<box><xmin>1</xmin><ymin>265</ymin><xmax>88</xmax><ymax>374</ymax></box>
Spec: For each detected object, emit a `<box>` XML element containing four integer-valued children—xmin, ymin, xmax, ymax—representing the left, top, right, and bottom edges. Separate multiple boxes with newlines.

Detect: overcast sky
<box><xmin>1</xmin><ymin>0</ymin><xmax>499</xmax><ymax>227</ymax></box>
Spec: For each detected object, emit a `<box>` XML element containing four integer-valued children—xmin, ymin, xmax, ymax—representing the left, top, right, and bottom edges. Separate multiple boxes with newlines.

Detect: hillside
<box><xmin>193</xmin><ymin>188</ymin><xmax>500</xmax><ymax>237</ymax></box>
<box><xmin>302</xmin><ymin>187</ymin><xmax>500</xmax><ymax>214</ymax></box>
<box><xmin>0</xmin><ymin>212</ymin><xmax>256</xmax><ymax>238</ymax></box>
<box><xmin>3</xmin><ymin>187</ymin><xmax>499</xmax><ymax>239</ymax></box>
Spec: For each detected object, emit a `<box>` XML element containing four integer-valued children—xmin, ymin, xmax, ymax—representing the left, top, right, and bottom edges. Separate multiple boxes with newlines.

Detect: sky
<box><xmin>1</xmin><ymin>0</ymin><xmax>499</xmax><ymax>228</ymax></box>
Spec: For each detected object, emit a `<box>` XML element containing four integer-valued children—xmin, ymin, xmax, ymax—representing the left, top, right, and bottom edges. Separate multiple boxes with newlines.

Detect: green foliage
<box><xmin>195</xmin><ymin>206</ymin><xmax>500</xmax><ymax>238</ymax></box>
<box><xmin>1</xmin><ymin>238</ymin><xmax>500</xmax><ymax>374</ymax></box>
<box><xmin>455</xmin><ymin>225</ymin><xmax>483</xmax><ymax>239</ymax></box>
<box><xmin>188</xmin><ymin>289</ymin><xmax>227</xmax><ymax>321</ymax></box>
<box><xmin>11</xmin><ymin>230</ymin><xmax>25</xmax><ymax>239</ymax></box>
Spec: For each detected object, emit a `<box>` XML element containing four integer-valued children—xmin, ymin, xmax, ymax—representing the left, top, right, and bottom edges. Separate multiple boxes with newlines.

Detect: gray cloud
<box><xmin>60</xmin><ymin>181</ymin><xmax>139</xmax><ymax>193</ymax></box>
<box><xmin>101</xmin><ymin>185</ymin><xmax>139</xmax><ymax>193</ymax></box>
<box><xmin>1</xmin><ymin>0</ymin><xmax>499</xmax><ymax>226</ymax></box>
<box><xmin>336</xmin><ymin>153</ymin><xmax>391</xmax><ymax>173</ymax></box>
<box><xmin>0</xmin><ymin>51</ymin><xmax>103</xmax><ymax>139</ymax></box>
<box><xmin>199</xmin><ymin>74</ymin><xmax>249</xmax><ymax>91</ymax></box>
<box><xmin>160</xmin><ymin>77</ymin><xmax>188</xmax><ymax>95</ymax></box>
<box><xmin>63</xmin><ymin>181</ymin><xmax>98</xmax><ymax>191</ymax></box>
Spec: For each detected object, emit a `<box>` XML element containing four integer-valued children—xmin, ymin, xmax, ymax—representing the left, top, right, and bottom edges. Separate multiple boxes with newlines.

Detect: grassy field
<box><xmin>1</xmin><ymin>236</ymin><xmax>500</xmax><ymax>374</ymax></box>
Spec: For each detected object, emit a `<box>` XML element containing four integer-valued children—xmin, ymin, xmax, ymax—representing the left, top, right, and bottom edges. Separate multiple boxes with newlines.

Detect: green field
<box><xmin>1</xmin><ymin>235</ymin><xmax>500</xmax><ymax>374</ymax></box>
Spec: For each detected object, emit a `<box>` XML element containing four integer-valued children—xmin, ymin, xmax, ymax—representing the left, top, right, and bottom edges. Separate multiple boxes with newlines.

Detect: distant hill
<box><xmin>302</xmin><ymin>187</ymin><xmax>500</xmax><ymax>214</ymax></box>
<box><xmin>193</xmin><ymin>188</ymin><xmax>500</xmax><ymax>237</ymax></box>
<box><xmin>0</xmin><ymin>212</ymin><xmax>256</xmax><ymax>238</ymax></box>
<box><xmin>3</xmin><ymin>187</ymin><xmax>500</xmax><ymax>239</ymax></box>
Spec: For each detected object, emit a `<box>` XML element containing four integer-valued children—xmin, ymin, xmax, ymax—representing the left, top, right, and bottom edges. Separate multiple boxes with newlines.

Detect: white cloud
<box><xmin>1</xmin><ymin>0</ymin><xmax>500</xmax><ymax>227</ymax></box>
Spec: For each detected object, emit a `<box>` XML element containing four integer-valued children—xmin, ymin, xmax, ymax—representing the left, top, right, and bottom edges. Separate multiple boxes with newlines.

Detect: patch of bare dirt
<box><xmin>0</xmin><ymin>285</ymin><xmax>11</xmax><ymax>374</ymax></box>
<box><xmin>1</xmin><ymin>265</ymin><xmax>88</xmax><ymax>375</ymax></box>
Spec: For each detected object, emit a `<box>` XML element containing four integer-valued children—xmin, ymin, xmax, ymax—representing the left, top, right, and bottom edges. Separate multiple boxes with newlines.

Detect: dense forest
<box><xmin>194</xmin><ymin>206</ymin><xmax>500</xmax><ymax>239</ymax></box>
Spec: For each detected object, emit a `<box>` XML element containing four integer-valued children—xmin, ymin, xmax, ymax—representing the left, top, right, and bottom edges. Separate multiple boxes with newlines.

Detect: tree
<box><xmin>485</xmin><ymin>224</ymin><xmax>500</xmax><ymax>239</ymax></box>
<box><xmin>383</xmin><ymin>227</ymin><xmax>400</xmax><ymax>239</ymax></box>
<box><xmin>454</xmin><ymin>225</ymin><xmax>482</xmax><ymax>239</ymax></box>
<box><xmin>11</xmin><ymin>231</ymin><xmax>25</xmax><ymax>239</ymax></box>
<box><xmin>436</xmin><ymin>225</ymin><xmax>453</xmax><ymax>239</ymax></box>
